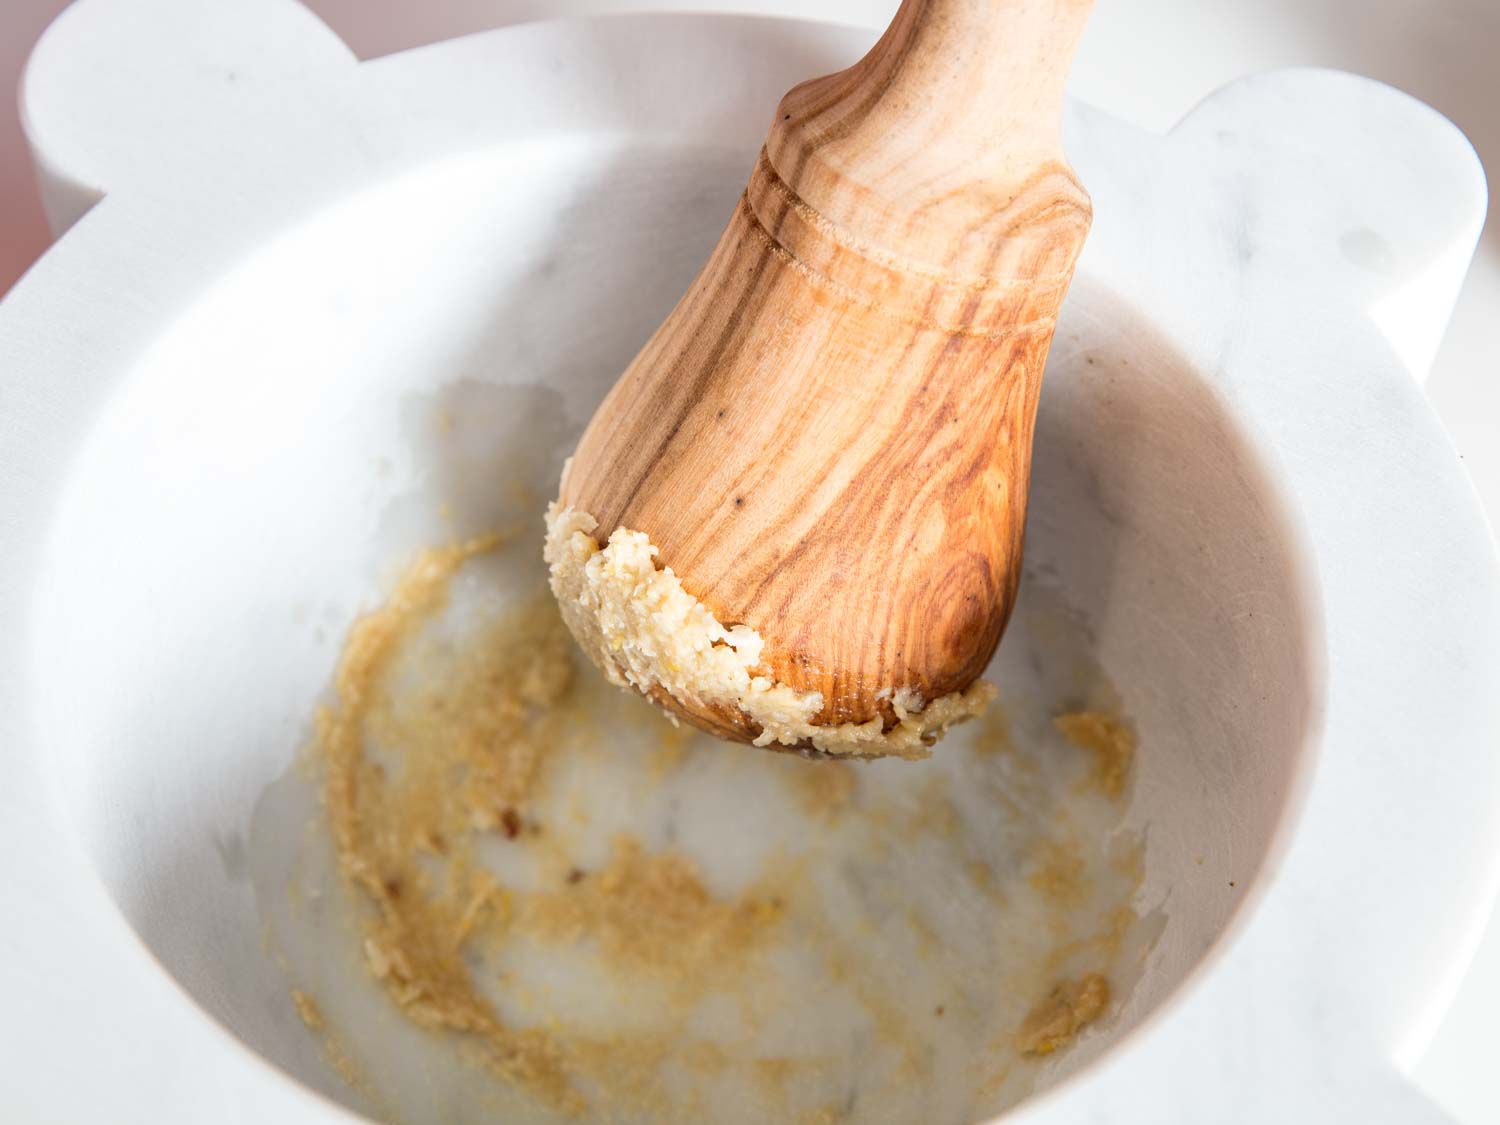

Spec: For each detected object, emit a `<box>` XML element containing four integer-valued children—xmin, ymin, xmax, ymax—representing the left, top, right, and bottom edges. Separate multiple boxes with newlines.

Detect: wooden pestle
<box><xmin>555</xmin><ymin>0</ymin><xmax>1094</xmax><ymax>747</ymax></box>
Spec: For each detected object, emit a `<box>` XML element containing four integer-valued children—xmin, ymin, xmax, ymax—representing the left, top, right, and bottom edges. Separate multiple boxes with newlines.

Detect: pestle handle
<box><xmin>764</xmin><ymin>0</ymin><xmax>1095</xmax><ymax>282</ymax></box>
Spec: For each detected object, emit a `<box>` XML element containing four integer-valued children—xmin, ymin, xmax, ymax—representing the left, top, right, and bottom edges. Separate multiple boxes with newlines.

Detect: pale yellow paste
<box><xmin>1014</xmin><ymin>973</ymin><xmax>1110</xmax><ymax>1056</ymax></box>
<box><xmin>543</xmin><ymin>504</ymin><xmax>994</xmax><ymax>759</ymax></box>
<box><xmin>294</xmin><ymin>530</ymin><xmax>1144</xmax><ymax>1119</ymax></box>
<box><xmin>1054</xmin><ymin>711</ymin><xmax>1136</xmax><ymax>799</ymax></box>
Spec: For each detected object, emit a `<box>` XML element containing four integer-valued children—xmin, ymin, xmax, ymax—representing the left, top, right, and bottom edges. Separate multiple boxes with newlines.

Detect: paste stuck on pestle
<box><xmin>544</xmin><ymin>503</ymin><xmax>995</xmax><ymax>760</ymax></box>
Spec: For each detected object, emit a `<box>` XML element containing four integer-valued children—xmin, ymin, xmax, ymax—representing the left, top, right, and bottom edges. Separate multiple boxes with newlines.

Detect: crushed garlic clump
<box><xmin>544</xmin><ymin>503</ymin><xmax>993</xmax><ymax>759</ymax></box>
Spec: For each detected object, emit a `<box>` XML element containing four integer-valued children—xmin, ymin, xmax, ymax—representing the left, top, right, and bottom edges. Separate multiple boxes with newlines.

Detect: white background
<box><xmin>2</xmin><ymin>1</ymin><xmax>1496</xmax><ymax>1121</ymax></box>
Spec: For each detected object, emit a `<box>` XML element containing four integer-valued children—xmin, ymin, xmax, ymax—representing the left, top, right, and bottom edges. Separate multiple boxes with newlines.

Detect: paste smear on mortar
<box><xmin>269</xmin><ymin>505</ymin><xmax>1154</xmax><ymax>1123</ymax></box>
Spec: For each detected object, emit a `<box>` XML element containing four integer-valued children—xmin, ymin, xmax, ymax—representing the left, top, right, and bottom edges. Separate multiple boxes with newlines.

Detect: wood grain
<box><xmin>559</xmin><ymin>0</ymin><xmax>1094</xmax><ymax>743</ymax></box>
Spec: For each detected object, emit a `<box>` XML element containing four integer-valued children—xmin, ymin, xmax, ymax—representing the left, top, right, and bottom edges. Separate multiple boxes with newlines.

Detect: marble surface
<box><xmin>271</xmin><ymin>6</ymin><xmax>1500</xmax><ymax>1123</ymax></box>
<box><xmin>1</xmin><ymin>2</ymin><xmax>1498</xmax><ymax>1123</ymax></box>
